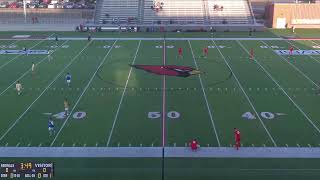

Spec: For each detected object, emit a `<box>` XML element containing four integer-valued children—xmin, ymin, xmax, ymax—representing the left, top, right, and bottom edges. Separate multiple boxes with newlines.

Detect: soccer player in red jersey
<box><xmin>190</xmin><ymin>139</ymin><xmax>199</xmax><ymax>151</ymax></box>
<box><xmin>250</xmin><ymin>48</ymin><xmax>254</xmax><ymax>60</ymax></box>
<box><xmin>234</xmin><ymin>128</ymin><xmax>241</xmax><ymax>150</ymax></box>
<box><xmin>203</xmin><ymin>47</ymin><xmax>208</xmax><ymax>58</ymax></box>
<box><xmin>289</xmin><ymin>46</ymin><xmax>294</xmax><ymax>55</ymax></box>
<box><xmin>178</xmin><ymin>47</ymin><xmax>183</xmax><ymax>58</ymax></box>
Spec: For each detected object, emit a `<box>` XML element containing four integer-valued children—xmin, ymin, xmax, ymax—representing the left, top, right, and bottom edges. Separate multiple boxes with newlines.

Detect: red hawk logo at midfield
<box><xmin>130</xmin><ymin>65</ymin><xmax>202</xmax><ymax>77</ymax></box>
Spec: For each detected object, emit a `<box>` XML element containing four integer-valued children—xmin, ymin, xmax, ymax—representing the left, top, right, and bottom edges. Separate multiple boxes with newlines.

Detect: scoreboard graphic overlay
<box><xmin>1</xmin><ymin>163</ymin><xmax>53</xmax><ymax>178</ymax></box>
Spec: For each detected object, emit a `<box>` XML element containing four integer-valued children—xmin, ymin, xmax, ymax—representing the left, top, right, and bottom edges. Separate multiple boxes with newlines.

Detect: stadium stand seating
<box><xmin>94</xmin><ymin>0</ymin><xmax>256</xmax><ymax>25</ymax></box>
<box><xmin>208</xmin><ymin>0</ymin><xmax>254</xmax><ymax>24</ymax></box>
<box><xmin>95</xmin><ymin>0</ymin><xmax>139</xmax><ymax>24</ymax></box>
<box><xmin>143</xmin><ymin>0</ymin><xmax>205</xmax><ymax>25</ymax></box>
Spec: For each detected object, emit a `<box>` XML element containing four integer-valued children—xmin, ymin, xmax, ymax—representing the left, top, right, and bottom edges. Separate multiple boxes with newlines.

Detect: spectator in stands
<box><xmin>292</xmin><ymin>25</ymin><xmax>296</xmax><ymax>33</ymax></box>
<box><xmin>220</xmin><ymin>6</ymin><xmax>223</xmax><ymax>11</ymax></box>
<box><xmin>214</xmin><ymin>4</ymin><xmax>219</xmax><ymax>11</ymax></box>
<box><xmin>80</xmin><ymin>24</ymin><xmax>84</xmax><ymax>32</ymax></box>
<box><xmin>152</xmin><ymin>1</ymin><xmax>163</xmax><ymax>12</ymax></box>
<box><xmin>222</xmin><ymin>19</ymin><xmax>227</xmax><ymax>24</ymax></box>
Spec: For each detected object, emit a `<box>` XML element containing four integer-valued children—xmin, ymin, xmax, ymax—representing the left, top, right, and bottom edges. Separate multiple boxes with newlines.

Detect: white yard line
<box><xmin>238</xmin><ymin>40</ymin><xmax>320</xmax><ymax>135</ymax></box>
<box><xmin>50</xmin><ymin>40</ymin><xmax>118</xmax><ymax>146</ymax></box>
<box><xmin>0</xmin><ymin>40</ymin><xmax>92</xmax><ymax>142</ymax></box>
<box><xmin>188</xmin><ymin>40</ymin><xmax>221</xmax><ymax>147</ymax></box>
<box><xmin>0</xmin><ymin>33</ymin><xmax>54</xmax><ymax>71</ymax></box>
<box><xmin>261</xmin><ymin>41</ymin><xmax>320</xmax><ymax>89</ymax></box>
<box><xmin>0</xmin><ymin>40</ymin><xmax>69</xmax><ymax>97</ymax></box>
<box><xmin>212</xmin><ymin>40</ymin><xmax>277</xmax><ymax>147</ymax></box>
<box><xmin>106</xmin><ymin>40</ymin><xmax>142</xmax><ymax>147</ymax></box>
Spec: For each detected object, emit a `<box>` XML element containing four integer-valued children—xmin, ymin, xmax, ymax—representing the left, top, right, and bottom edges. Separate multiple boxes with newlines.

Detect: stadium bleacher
<box><xmin>94</xmin><ymin>0</ymin><xmax>256</xmax><ymax>25</ymax></box>
<box><xmin>95</xmin><ymin>0</ymin><xmax>139</xmax><ymax>24</ymax></box>
<box><xmin>208</xmin><ymin>0</ymin><xmax>254</xmax><ymax>24</ymax></box>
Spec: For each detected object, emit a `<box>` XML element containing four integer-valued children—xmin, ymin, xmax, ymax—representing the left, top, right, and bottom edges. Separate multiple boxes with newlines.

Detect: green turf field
<box><xmin>1</xmin><ymin>30</ymin><xmax>320</xmax><ymax>179</ymax></box>
<box><xmin>1</xmin><ymin>32</ymin><xmax>320</xmax><ymax>147</ymax></box>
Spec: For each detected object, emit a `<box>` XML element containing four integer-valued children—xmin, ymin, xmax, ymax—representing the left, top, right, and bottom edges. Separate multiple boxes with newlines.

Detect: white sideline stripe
<box><xmin>45</xmin><ymin>37</ymin><xmax>284</xmax><ymax>41</ymax></box>
<box><xmin>0</xmin><ymin>41</ymin><xmax>92</xmax><ymax>142</ymax></box>
<box><xmin>237</xmin><ymin>41</ymin><xmax>320</xmax><ymax>135</ymax></box>
<box><xmin>261</xmin><ymin>41</ymin><xmax>320</xmax><ymax>89</ymax></box>
<box><xmin>5</xmin><ymin>37</ymin><xmax>320</xmax><ymax>41</ymax></box>
<box><xmin>106</xmin><ymin>40</ymin><xmax>142</xmax><ymax>147</ymax></box>
<box><xmin>188</xmin><ymin>40</ymin><xmax>221</xmax><ymax>147</ymax></box>
<box><xmin>212</xmin><ymin>40</ymin><xmax>277</xmax><ymax>147</ymax></box>
<box><xmin>50</xmin><ymin>40</ymin><xmax>118</xmax><ymax>146</ymax></box>
<box><xmin>0</xmin><ymin>33</ymin><xmax>54</xmax><ymax>71</ymax></box>
<box><xmin>1</xmin><ymin>147</ymin><xmax>320</xmax><ymax>158</ymax></box>
<box><xmin>0</xmin><ymin>40</ymin><xmax>69</xmax><ymax>97</ymax></box>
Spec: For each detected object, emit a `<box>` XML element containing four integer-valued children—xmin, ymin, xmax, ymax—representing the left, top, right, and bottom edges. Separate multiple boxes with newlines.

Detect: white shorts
<box><xmin>17</xmin><ymin>88</ymin><xmax>21</xmax><ymax>92</ymax></box>
<box><xmin>48</xmin><ymin>127</ymin><xmax>53</xmax><ymax>131</ymax></box>
<box><xmin>65</xmin><ymin>107</ymin><xmax>69</xmax><ymax>111</ymax></box>
<box><xmin>67</xmin><ymin>80</ymin><xmax>71</xmax><ymax>84</ymax></box>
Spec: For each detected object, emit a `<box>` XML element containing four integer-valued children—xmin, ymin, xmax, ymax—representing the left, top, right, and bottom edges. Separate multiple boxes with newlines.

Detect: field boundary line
<box><xmin>0</xmin><ymin>40</ymin><xmax>69</xmax><ymax>97</ymax></box>
<box><xmin>261</xmin><ymin>40</ymin><xmax>320</xmax><ymax>89</ymax></box>
<box><xmin>106</xmin><ymin>40</ymin><xmax>142</xmax><ymax>147</ymax></box>
<box><xmin>238</xmin><ymin>40</ymin><xmax>320</xmax><ymax>135</ymax></box>
<box><xmin>4</xmin><ymin>37</ymin><xmax>320</xmax><ymax>41</ymax></box>
<box><xmin>188</xmin><ymin>40</ymin><xmax>221</xmax><ymax>147</ymax></box>
<box><xmin>212</xmin><ymin>40</ymin><xmax>277</xmax><ymax>147</ymax></box>
<box><xmin>47</xmin><ymin>37</ymin><xmax>283</xmax><ymax>41</ymax></box>
<box><xmin>0</xmin><ymin>40</ymin><xmax>92</xmax><ymax>142</ymax></box>
<box><xmin>2</xmin><ymin>147</ymin><xmax>320</xmax><ymax>158</ymax></box>
<box><xmin>50</xmin><ymin>40</ymin><xmax>118</xmax><ymax>146</ymax></box>
<box><xmin>0</xmin><ymin>33</ymin><xmax>54</xmax><ymax>71</ymax></box>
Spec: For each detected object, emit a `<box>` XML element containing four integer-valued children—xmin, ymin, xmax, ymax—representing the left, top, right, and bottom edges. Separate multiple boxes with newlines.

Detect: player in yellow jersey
<box><xmin>64</xmin><ymin>98</ymin><xmax>69</xmax><ymax>117</ymax></box>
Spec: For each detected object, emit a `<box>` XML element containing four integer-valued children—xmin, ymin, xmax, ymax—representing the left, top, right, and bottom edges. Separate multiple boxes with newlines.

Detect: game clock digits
<box><xmin>0</xmin><ymin>162</ymin><xmax>53</xmax><ymax>178</ymax></box>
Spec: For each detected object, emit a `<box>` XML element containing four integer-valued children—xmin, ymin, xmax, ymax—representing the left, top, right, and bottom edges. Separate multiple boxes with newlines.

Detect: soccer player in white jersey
<box><xmin>15</xmin><ymin>81</ymin><xmax>22</xmax><ymax>95</ymax></box>
<box><xmin>31</xmin><ymin>62</ymin><xmax>35</xmax><ymax>76</ymax></box>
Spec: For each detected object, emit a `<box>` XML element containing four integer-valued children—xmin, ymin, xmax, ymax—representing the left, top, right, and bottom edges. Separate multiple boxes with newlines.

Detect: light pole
<box><xmin>23</xmin><ymin>0</ymin><xmax>27</xmax><ymax>23</ymax></box>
